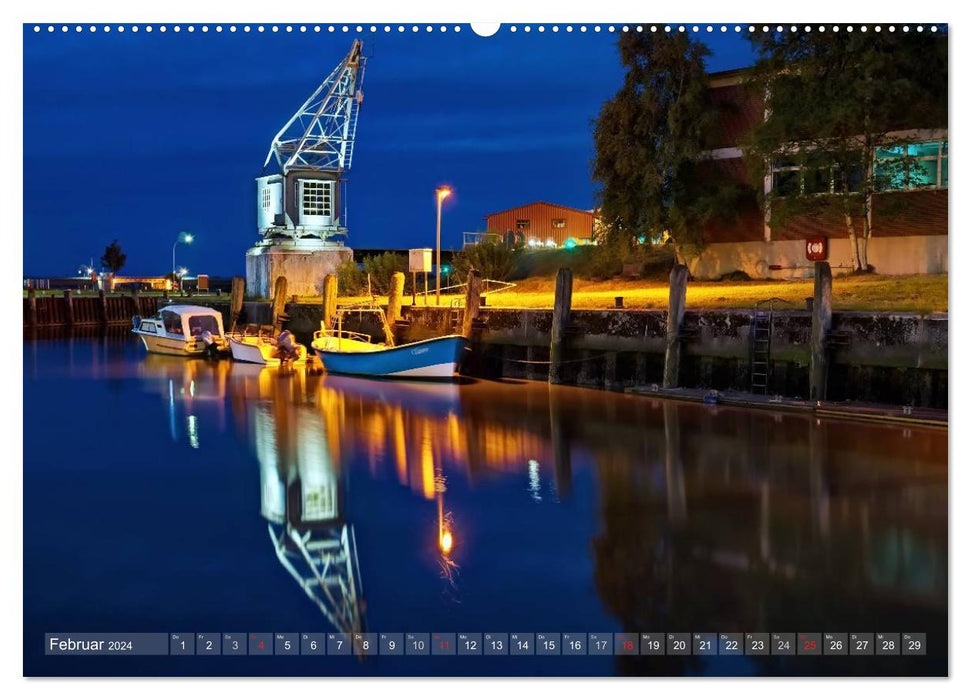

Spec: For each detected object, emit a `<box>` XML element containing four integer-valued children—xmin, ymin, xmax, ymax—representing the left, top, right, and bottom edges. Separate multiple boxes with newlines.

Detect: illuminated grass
<box><xmin>332</xmin><ymin>274</ymin><xmax>947</xmax><ymax>313</ymax></box>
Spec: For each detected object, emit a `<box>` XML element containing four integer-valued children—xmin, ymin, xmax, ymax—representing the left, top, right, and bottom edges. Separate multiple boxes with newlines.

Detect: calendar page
<box><xmin>19</xmin><ymin>7</ymin><xmax>949</xmax><ymax>688</ymax></box>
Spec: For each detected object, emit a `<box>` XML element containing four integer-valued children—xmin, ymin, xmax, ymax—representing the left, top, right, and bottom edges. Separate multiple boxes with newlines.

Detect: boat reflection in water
<box><xmin>135</xmin><ymin>355</ymin><xmax>946</xmax><ymax>674</ymax></box>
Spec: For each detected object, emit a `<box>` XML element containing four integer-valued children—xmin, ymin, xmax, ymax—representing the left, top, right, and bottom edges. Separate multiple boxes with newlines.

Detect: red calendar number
<box><xmin>623</xmin><ymin>640</ymin><xmax>634</xmax><ymax>651</ymax></box>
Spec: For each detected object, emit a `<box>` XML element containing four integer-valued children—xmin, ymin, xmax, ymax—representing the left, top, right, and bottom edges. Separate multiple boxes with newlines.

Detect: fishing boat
<box><xmin>228</xmin><ymin>327</ymin><xmax>308</xmax><ymax>366</ymax></box>
<box><xmin>132</xmin><ymin>304</ymin><xmax>229</xmax><ymax>358</ymax></box>
<box><xmin>311</xmin><ymin>308</ymin><xmax>465</xmax><ymax>379</ymax></box>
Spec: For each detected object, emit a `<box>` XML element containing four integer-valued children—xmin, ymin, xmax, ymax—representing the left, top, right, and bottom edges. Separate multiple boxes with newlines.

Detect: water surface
<box><xmin>23</xmin><ymin>336</ymin><xmax>947</xmax><ymax>676</ymax></box>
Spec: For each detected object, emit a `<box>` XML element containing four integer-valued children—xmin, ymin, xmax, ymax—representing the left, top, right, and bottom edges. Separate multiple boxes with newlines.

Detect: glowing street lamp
<box><xmin>435</xmin><ymin>186</ymin><xmax>452</xmax><ymax>305</ymax></box>
<box><xmin>173</xmin><ymin>232</ymin><xmax>193</xmax><ymax>290</ymax></box>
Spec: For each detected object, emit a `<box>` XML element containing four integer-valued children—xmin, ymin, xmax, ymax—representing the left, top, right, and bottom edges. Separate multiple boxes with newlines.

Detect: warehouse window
<box><xmin>302</xmin><ymin>181</ymin><xmax>332</xmax><ymax>217</ymax></box>
<box><xmin>516</xmin><ymin>219</ymin><xmax>530</xmax><ymax>231</ymax></box>
<box><xmin>552</xmin><ymin>218</ymin><xmax>566</xmax><ymax>229</ymax></box>
<box><xmin>261</xmin><ymin>188</ymin><xmax>272</xmax><ymax>210</ymax></box>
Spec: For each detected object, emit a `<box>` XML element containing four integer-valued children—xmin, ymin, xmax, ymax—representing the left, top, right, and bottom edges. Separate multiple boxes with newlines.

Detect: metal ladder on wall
<box><xmin>750</xmin><ymin>298</ymin><xmax>788</xmax><ymax>394</ymax></box>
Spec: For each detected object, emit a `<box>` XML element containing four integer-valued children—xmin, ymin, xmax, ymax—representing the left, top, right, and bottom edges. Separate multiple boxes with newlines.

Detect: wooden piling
<box><xmin>810</xmin><ymin>261</ymin><xmax>833</xmax><ymax>402</ymax></box>
<box><xmin>27</xmin><ymin>288</ymin><xmax>37</xmax><ymax>327</ymax></box>
<box><xmin>461</xmin><ymin>269</ymin><xmax>483</xmax><ymax>338</ymax></box>
<box><xmin>271</xmin><ymin>276</ymin><xmax>288</xmax><ymax>332</ymax></box>
<box><xmin>63</xmin><ymin>290</ymin><xmax>74</xmax><ymax>327</ymax></box>
<box><xmin>322</xmin><ymin>274</ymin><xmax>338</xmax><ymax>330</ymax></box>
<box><xmin>549</xmin><ymin>268</ymin><xmax>573</xmax><ymax>385</ymax></box>
<box><xmin>98</xmin><ymin>289</ymin><xmax>109</xmax><ymax>325</ymax></box>
<box><xmin>662</xmin><ymin>264</ymin><xmax>688</xmax><ymax>389</ymax></box>
<box><xmin>130</xmin><ymin>288</ymin><xmax>141</xmax><ymax>318</ymax></box>
<box><xmin>387</xmin><ymin>272</ymin><xmax>406</xmax><ymax>326</ymax></box>
<box><xmin>229</xmin><ymin>276</ymin><xmax>245</xmax><ymax>332</ymax></box>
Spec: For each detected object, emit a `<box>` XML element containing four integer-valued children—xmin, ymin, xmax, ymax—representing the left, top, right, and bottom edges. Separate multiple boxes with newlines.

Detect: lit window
<box><xmin>302</xmin><ymin>180</ymin><xmax>332</xmax><ymax>217</ymax></box>
<box><xmin>516</xmin><ymin>219</ymin><xmax>530</xmax><ymax>231</ymax></box>
<box><xmin>875</xmin><ymin>140</ymin><xmax>947</xmax><ymax>191</ymax></box>
<box><xmin>552</xmin><ymin>218</ymin><xmax>566</xmax><ymax>229</ymax></box>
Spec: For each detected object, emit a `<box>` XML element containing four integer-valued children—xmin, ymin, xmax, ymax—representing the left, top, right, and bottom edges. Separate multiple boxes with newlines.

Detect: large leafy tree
<box><xmin>593</xmin><ymin>32</ymin><xmax>744</xmax><ymax>263</ymax></box>
<box><xmin>742</xmin><ymin>30</ymin><xmax>947</xmax><ymax>272</ymax></box>
<box><xmin>100</xmin><ymin>239</ymin><xmax>127</xmax><ymax>273</ymax></box>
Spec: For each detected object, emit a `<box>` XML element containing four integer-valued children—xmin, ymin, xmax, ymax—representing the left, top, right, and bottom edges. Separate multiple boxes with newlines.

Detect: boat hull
<box><xmin>315</xmin><ymin>335</ymin><xmax>466</xmax><ymax>379</ymax></box>
<box><xmin>134</xmin><ymin>332</ymin><xmax>225</xmax><ymax>357</ymax></box>
<box><xmin>229</xmin><ymin>337</ymin><xmax>307</xmax><ymax>366</ymax></box>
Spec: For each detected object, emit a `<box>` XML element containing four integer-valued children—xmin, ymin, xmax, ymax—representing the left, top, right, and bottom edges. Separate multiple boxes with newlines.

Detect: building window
<box><xmin>261</xmin><ymin>188</ymin><xmax>272</xmax><ymax>210</ymax></box>
<box><xmin>875</xmin><ymin>140</ymin><xmax>947</xmax><ymax>190</ymax></box>
<box><xmin>302</xmin><ymin>180</ymin><xmax>332</xmax><ymax>217</ymax></box>
<box><xmin>516</xmin><ymin>219</ymin><xmax>530</xmax><ymax>231</ymax></box>
<box><xmin>771</xmin><ymin>158</ymin><xmax>864</xmax><ymax>196</ymax></box>
<box><xmin>552</xmin><ymin>218</ymin><xmax>566</xmax><ymax>229</ymax></box>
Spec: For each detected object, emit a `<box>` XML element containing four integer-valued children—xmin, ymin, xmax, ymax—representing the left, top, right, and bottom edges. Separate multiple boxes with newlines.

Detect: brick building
<box><xmin>692</xmin><ymin>68</ymin><xmax>948</xmax><ymax>279</ymax></box>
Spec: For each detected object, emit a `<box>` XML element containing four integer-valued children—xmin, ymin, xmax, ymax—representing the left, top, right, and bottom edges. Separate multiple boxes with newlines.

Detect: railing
<box><xmin>462</xmin><ymin>231</ymin><xmax>499</xmax><ymax>248</ymax></box>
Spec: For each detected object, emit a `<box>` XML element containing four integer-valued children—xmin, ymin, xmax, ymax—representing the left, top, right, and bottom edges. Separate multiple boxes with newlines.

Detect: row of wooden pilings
<box><xmin>24</xmin><ymin>287</ymin><xmax>159</xmax><ymax>328</ymax></box>
<box><xmin>547</xmin><ymin>262</ymin><xmax>835</xmax><ymax>400</ymax></box>
<box><xmin>230</xmin><ymin>269</ymin><xmax>486</xmax><ymax>343</ymax></box>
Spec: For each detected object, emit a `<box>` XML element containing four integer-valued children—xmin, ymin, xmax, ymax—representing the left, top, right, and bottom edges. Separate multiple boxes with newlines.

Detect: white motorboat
<box><xmin>132</xmin><ymin>304</ymin><xmax>229</xmax><ymax>358</ymax></box>
<box><xmin>229</xmin><ymin>327</ymin><xmax>308</xmax><ymax>366</ymax></box>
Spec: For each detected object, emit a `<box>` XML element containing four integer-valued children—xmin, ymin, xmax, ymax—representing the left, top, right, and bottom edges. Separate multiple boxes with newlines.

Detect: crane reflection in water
<box><xmin>130</xmin><ymin>352</ymin><xmax>946</xmax><ymax>675</ymax></box>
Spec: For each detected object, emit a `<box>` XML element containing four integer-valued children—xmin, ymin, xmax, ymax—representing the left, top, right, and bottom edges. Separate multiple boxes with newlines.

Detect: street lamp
<box><xmin>173</xmin><ymin>232</ymin><xmax>193</xmax><ymax>291</ymax></box>
<box><xmin>435</xmin><ymin>186</ymin><xmax>452</xmax><ymax>305</ymax></box>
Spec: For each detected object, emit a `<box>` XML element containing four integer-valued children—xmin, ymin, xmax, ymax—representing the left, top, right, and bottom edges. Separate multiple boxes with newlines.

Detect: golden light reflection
<box><xmin>440</xmin><ymin>529</ymin><xmax>453</xmax><ymax>554</ymax></box>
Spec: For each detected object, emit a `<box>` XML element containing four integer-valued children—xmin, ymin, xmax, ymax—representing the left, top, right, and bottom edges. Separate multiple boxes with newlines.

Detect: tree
<box><xmin>101</xmin><ymin>240</ymin><xmax>127</xmax><ymax>274</ymax></box>
<box><xmin>742</xmin><ymin>30</ymin><xmax>947</xmax><ymax>272</ymax></box>
<box><xmin>593</xmin><ymin>32</ymin><xmax>747</xmax><ymax>264</ymax></box>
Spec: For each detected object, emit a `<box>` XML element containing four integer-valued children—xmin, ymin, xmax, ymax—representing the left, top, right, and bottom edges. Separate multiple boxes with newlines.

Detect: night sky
<box><xmin>23</xmin><ymin>25</ymin><xmax>756</xmax><ymax>276</ymax></box>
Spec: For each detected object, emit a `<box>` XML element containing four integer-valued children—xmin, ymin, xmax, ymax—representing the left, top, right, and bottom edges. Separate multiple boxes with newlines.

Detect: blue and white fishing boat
<box><xmin>311</xmin><ymin>307</ymin><xmax>465</xmax><ymax>379</ymax></box>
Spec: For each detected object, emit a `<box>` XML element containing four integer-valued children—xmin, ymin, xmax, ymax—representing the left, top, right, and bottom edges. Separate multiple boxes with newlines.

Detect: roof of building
<box><xmin>484</xmin><ymin>201</ymin><xmax>597</xmax><ymax>218</ymax></box>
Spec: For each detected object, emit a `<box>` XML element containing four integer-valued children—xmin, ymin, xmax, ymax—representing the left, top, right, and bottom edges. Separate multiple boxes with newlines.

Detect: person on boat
<box><xmin>201</xmin><ymin>330</ymin><xmax>220</xmax><ymax>360</ymax></box>
<box><xmin>276</xmin><ymin>329</ymin><xmax>299</xmax><ymax>363</ymax></box>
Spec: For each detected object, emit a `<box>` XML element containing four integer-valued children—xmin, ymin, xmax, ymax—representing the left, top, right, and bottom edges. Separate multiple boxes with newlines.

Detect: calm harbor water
<box><xmin>24</xmin><ymin>335</ymin><xmax>947</xmax><ymax>676</ymax></box>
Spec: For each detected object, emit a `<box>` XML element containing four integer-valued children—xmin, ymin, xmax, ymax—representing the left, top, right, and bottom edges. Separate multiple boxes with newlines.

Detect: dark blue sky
<box><xmin>23</xmin><ymin>26</ymin><xmax>756</xmax><ymax>276</ymax></box>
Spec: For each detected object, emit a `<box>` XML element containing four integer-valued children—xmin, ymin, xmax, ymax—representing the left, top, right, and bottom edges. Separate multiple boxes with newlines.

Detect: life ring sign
<box><xmin>805</xmin><ymin>237</ymin><xmax>828</xmax><ymax>261</ymax></box>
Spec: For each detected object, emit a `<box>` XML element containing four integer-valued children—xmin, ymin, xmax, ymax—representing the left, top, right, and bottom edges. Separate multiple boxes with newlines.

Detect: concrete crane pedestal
<box><xmin>245</xmin><ymin>240</ymin><xmax>353</xmax><ymax>299</ymax></box>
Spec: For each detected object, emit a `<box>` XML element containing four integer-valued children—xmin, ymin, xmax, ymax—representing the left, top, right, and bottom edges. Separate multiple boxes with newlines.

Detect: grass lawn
<box><xmin>334</xmin><ymin>273</ymin><xmax>947</xmax><ymax>313</ymax></box>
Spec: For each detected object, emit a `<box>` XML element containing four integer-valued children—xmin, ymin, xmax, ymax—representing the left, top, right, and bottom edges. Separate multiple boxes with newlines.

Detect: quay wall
<box><xmin>24</xmin><ymin>294</ymin><xmax>946</xmax><ymax>409</ymax></box>
<box><xmin>278</xmin><ymin>302</ymin><xmax>946</xmax><ymax>409</ymax></box>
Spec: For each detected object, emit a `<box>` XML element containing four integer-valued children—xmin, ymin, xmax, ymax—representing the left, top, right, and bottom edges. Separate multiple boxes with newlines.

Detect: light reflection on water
<box><xmin>24</xmin><ymin>337</ymin><xmax>948</xmax><ymax>676</ymax></box>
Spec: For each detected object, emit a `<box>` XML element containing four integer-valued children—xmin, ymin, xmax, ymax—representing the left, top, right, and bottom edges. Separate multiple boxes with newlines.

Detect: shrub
<box><xmin>336</xmin><ymin>257</ymin><xmax>365</xmax><ymax>296</ymax></box>
<box><xmin>453</xmin><ymin>242</ymin><xmax>516</xmax><ymax>282</ymax></box>
<box><xmin>361</xmin><ymin>252</ymin><xmax>408</xmax><ymax>295</ymax></box>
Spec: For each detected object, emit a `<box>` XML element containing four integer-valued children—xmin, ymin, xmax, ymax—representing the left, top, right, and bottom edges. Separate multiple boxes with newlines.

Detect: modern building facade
<box><xmin>691</xmin><ymin>68</ymin><xmax>947</xmax><ymax>280</ymax></box>
<box><xmin>484</xmin><ymin>201</ymin><xmax>598</xmax><ymax>248</ymax></box>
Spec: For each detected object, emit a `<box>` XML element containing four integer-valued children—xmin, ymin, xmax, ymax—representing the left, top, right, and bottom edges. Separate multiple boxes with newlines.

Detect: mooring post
<box><xmin>130</xmin><ymin>287</ymin><xmax>140</xmax><ymax>318</ymax></box>
<box><xmin>271</xmin><ymin>276</ymin><xmax>289</xmax><ymax>333</ymax></box>
<box><xmin>63</xmin><ymin>289</ymin><xmax>74</xmax><ymax>327</ymax></box>
<box><xmin>27</xmin><ymin>288</ymin><xmax>37</xmax><ymax>327</ymax></box>
<box><xmin>461</xmin><ymin>269</ymin><xmax>483</xmax><ymax>338</ymax></box>
<box><xmin>809</xmin><ymin>261</ymin><xmax>833</xmax><ymax>402</ymax></box>
<box><xmin>322</xmin><ymin>274</ymin><xmax>338</xmax><ymax>330</ymax></box>
<box><xmin>662</xmin><ymin>264</ymin><xmax>688</xmax><ymax>389</ymax></box>
<box><xmin>229</xmin><ymin>276</ymin><xmax>245</xmax><ymax>332</ymax></box>
<box><xmin>549</xmin><ymin>268</ymin><xmax>573</xmax><ymax>385</ymax></box>
<box><xmin>388</xmin><ymin>272</ymin><xmax>406</xmax><ymax>326</ymax></box>
<box><xmin>98</xmin><ymin>289</ymin><xmax>109</xmax><ymax>325</ymax></box>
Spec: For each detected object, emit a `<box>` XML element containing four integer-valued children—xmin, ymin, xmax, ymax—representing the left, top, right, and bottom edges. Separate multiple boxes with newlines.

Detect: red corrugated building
<box><xmin>484</xmin><ymin>201</ymin><xmax>597</xmax><ymax>248</ymax></box>
<box><xmin>693</xmin><ymin>68</ymin><xmax>947</xmax><ymax>279</ymax></box>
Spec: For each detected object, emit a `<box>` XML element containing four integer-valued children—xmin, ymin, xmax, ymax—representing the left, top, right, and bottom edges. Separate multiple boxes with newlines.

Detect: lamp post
<box><xmin>435</xmin><ymin>186</ymin><xmax>452</xmax><ymax>305</ymax></box>
<box><xmin>172</xmin><ymin>232</ymin><xmax>193</xmax><ymax>291</ymax></box>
